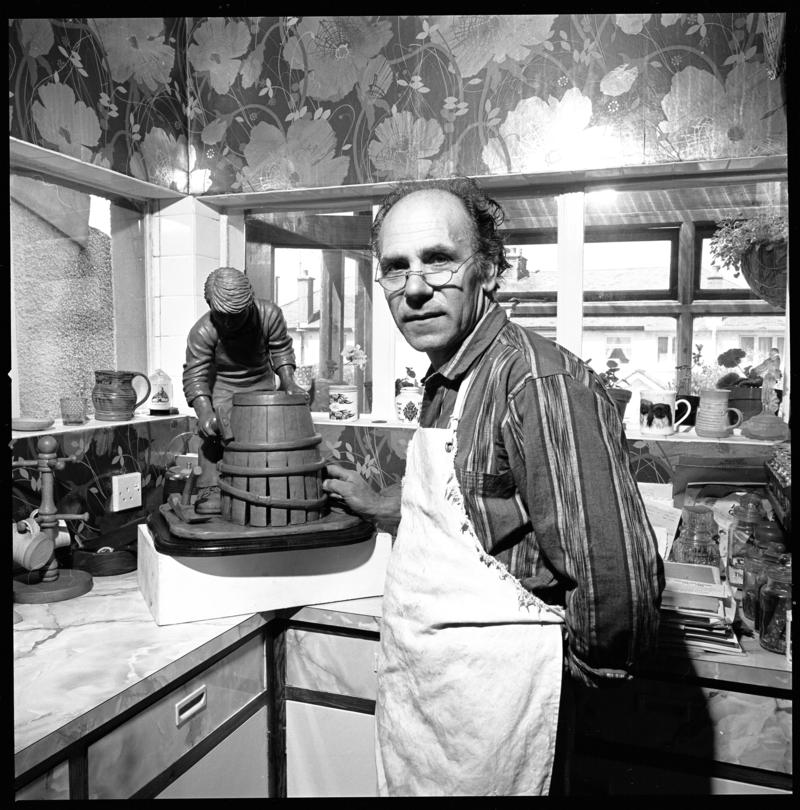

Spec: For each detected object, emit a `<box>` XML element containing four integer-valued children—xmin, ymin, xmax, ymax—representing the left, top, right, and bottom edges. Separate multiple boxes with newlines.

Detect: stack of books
<box><xmin>659</xmin><ymin>560</ymin><xmax>743</xmax><ymax>656</ymax></box>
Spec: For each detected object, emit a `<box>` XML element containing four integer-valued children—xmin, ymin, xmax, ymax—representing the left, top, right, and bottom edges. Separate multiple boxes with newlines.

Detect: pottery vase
<box><xmin>395</xmin><ymin>386</ymin><xmax>424</xmax><ymax>424</ymax></box>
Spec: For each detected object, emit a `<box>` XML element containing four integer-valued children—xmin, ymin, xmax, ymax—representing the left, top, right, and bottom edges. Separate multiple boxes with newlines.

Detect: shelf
<box><xmin>11</xmin><ymin>412</ymin><xmax>192</xmax><ymax>441</ymax></box>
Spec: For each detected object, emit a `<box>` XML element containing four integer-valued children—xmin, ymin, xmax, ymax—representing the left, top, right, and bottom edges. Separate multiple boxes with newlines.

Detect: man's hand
<box><xmin>323</xmin><ymin>464</ymin><xmax>401</xmax><ymax>530</ymax></box>
<box><xmin>192</xmin><ymin>396</ymin><xmax>219</xmax><ymax>439</ymax></box>
<box><xmin>276</xmin><ymin>366</ymin><xmax>310</xmax><ymax>402</ymax></box>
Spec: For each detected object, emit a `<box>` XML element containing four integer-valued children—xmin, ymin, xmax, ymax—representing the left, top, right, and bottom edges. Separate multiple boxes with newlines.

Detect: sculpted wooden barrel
<box><xmin>218</xmin><ymin>391</ymin><xmax>328</xmax><ymax>527</ymax></box>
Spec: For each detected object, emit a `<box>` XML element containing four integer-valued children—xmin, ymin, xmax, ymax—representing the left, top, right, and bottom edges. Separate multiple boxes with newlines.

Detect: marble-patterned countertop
<box><xmin>13</xmin><ymin>573</ymin><xmax>270</xmax><ymax>777</ymax></box>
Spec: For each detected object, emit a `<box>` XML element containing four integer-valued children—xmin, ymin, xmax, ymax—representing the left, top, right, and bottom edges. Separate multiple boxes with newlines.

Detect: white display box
<box><xmin>137</xmin><ymin>525</ymin><xmax>391</xmax><ymax>626</ymax></box>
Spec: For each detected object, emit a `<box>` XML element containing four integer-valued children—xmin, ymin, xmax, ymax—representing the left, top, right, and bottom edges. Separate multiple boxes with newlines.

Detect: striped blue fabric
<box><xmin>419</xmin><ymin>304</ymin><xmax>664</xmax><ymax>676</ymax></box>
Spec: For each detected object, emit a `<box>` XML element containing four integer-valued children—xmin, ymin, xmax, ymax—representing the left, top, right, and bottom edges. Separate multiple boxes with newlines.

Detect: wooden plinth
<box><xmin>149</xmin><ymin>505</ymin><xmax>375</xmax><ymax>557</ymax></box>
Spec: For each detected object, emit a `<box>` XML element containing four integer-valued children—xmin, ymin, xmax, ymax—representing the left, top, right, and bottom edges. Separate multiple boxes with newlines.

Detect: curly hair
<box><xmin>370</xmin><ymin>177</ymin><xmax>512</xmax><ymax>289</ymax></box>
<box><xmin>203</xmin><ymin>266</ymin><xmax>254</xmax><ymax>314</ymax></box>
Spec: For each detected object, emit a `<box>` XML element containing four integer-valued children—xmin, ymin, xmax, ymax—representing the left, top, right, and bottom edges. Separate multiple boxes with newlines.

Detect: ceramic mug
<box><xmin>328</xmin><ymin>384</ymin><xmax>358</xmax><ymax>422</ymax></box>
<box><xmin>639</xmin><ymin>390</ymin><xmax>691</xmax><ymax>436</ymax></box>
<box><xmin>695</xmin><ymin>388</ymin><xmax>744</xmax><ymax>438</ymax></box>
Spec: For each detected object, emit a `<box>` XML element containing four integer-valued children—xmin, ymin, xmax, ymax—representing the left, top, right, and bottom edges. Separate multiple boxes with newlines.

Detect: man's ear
<box><xmin>481</xmin><ymin>262</ymin><xmax>499</xmax><ymax>295</ymax></box>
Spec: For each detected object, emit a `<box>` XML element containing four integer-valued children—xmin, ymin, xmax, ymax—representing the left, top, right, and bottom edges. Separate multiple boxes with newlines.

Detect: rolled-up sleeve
<box><xmin>507</xmin><ymin>373</ymin><xmax>664</xmax><ymax>676</ymax></box>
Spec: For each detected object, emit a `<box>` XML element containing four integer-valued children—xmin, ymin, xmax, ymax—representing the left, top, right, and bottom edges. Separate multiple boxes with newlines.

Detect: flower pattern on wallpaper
<box><xmin>238</xmin><ymin>118</ymin><xmax>349</xmax><ymax>190</ymax></box>
<box><xmin>658</xmin><ymin>62</ymin><xmax>787</xmax><ymax>161</ymax></box>
<box><xmin>32</xmin><ymin>82</ymin><xmax>104</xmax><ymax>163</ymax></box>
<box><xmin>282</xmin><ymin>16</ymin><xmax>393</xmax><ymax>102</ymax></box>
<box><xmin>9</xmin><ymin>14</ymin><xmax>787</xmax><ymax>193</ymax></box>
<box><xmin>188</xmin><ymin>18</ymin><xmax>253</xmax><ymax>96</ymax></box>
<box><xmin>89</xmin><ymin>18</ymin><xmax>175</xmax><ymax>92</ymax></box>
<box><xmin>432</xmin><ymin>14</ymin><xmax>557</xmax><ymax>78</ymax></box>
<box><xmin>368</xmin><ymin>111</ymin><xmax>445</xmax><ymax>181</ymax></box>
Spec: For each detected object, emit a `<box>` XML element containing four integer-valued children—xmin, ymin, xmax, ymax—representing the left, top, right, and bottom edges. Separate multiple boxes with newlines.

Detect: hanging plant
<box><xmin>710</xmin><ymin>212</ymin><xmax>788</xmax><ymax>308</ymax></box>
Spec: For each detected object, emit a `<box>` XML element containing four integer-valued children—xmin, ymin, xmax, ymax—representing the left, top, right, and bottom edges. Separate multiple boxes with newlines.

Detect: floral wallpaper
<box><xmin>11</xmin><ymin>418</ymin><xmax>194</xmax><ymax>559</ymax></box>
<box><xmin>9</xmin><ymin>14</ymin><xmax>787</xmax><ymax>195</ymax></box>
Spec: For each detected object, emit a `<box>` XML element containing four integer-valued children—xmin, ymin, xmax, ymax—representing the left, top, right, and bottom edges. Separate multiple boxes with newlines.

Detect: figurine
<box><xmin>183</xmin><ymin>266</ymin><xmax>308</xmax><ymax>514</ymax></box>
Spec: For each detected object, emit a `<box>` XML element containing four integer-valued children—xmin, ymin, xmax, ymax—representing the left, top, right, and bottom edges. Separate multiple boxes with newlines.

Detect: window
<box><xmin>245</xmin><ymin>207</ymin><xmax>374</xmax><ymax>412</ymax></box>
<box><xmin>240</xmin><ymin>167</ymin><xmax>787</xmax><ymax>422</ymax></box>
<box><xmin>10</xmin><ymin>172</ymin><xmax>148</xmax><ymax>419</ymax></box>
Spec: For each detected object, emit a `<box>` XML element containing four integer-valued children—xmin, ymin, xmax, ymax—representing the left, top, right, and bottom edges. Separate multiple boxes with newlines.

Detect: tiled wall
<box><xmin>150</xmin><ymin>198</ymin><xmax>222</xmax><ymax>412</ymax></box>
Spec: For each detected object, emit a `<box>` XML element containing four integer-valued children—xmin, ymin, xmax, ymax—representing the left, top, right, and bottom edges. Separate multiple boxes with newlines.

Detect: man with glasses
<box><xmin>323</xmin><ymin>178</ymin><xmax>664</xmax><ymax>797</ymax></box>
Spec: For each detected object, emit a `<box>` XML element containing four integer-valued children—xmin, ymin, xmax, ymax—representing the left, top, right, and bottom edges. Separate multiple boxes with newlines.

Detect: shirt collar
<box><xmin>421</xmin><ymin>303</ymin><xmax>508</xmax><ymax>385</ymax></box>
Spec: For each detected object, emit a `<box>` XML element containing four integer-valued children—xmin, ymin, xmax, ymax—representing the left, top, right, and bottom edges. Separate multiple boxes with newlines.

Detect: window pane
<box><xmin>693</xmin><ymin>316</ymin><xmax>786</xmax><ymax>390</ymax></box>
<box><xmin>11</xmin><ymin>173</ymin><xmax>147</xmax><ymax>419</ymax></box>
<box><xmin>583</xmin><ymin>238</ymin><xmax>673</xmax><ymax>292</ymax></box>
<box><xmin>245</xmin><ymin>208</ymin><xmax>373</xmax><ymax>413</ymax></box>
<box><xmin>583</xmin><ymin>316</ymin><xmax>677</xmax><ymax>392</ymax></box>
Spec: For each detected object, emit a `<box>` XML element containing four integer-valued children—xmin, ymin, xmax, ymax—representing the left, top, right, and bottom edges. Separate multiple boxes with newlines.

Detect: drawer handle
<box><xmin>175</xmin><ymin>685</ymin><xmax>207</xmax><ymax>727</ymax></box>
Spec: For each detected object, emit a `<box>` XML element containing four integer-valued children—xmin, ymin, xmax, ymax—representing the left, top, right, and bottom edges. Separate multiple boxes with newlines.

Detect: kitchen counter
<box><xmin>14</xmin><ymin>576</ymin><xmax>791</xmax><ymax>785</ymax></box>
<box><xmin>13</xmin><ymin>573</ymin><xmax>272</xmax><ymax>779</ymax></box>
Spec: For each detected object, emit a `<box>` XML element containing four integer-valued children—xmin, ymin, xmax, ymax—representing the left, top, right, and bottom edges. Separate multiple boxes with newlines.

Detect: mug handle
<box><xmin>132</xmin><ymin>372</ymin><xmax>152</xmax><ymax>410</ymax></box>
<box><xmin>673</xmin><ymin>398</ymin><xmax>691</xmax><ymax>427</ymax></box>
<box><xmin>726</xmin><ymin>407</ymin><xmax>744</xmax><ymax>429</ymax></box>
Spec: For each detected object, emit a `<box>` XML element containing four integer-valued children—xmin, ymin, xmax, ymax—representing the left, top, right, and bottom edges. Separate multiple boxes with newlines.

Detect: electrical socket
<box><xmin>111</xmin><ymin>472</ymin><xmax>142</xmax><ymax>512</ymax></box>
<box><xmin>175</xmin><ymin>453</ymin><xmax>198</xmax><ymax>470</ymax></box>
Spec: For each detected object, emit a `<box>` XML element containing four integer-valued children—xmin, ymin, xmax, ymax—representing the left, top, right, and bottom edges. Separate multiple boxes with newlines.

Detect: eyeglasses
<box><xmin>375</xmin><ymin>251</ymin><xmax>480</xmax><ymax>292</ymax></box>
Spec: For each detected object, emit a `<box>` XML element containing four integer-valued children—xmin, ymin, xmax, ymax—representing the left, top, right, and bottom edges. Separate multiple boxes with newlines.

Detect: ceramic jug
<box><xmin>695</xmin><ymin>388</ymin><xmax>744</xmax><ymax>438</ymax></box>
<box><xmin>639</xmin><ymin>389</ymin><xmax>691</xmax><ymax>436</ymax></box>
<box><xmin>92</xmin><ymin>370</ymin><xmax>151</xmax><ymax>421</ymax></box>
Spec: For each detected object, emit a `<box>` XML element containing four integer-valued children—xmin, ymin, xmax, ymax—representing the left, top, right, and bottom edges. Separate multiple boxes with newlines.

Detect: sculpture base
<box><xmin>150</xmin><ymin>505</ymin><xmax>375</xmax><ymax>556</ymax></box>
<box><xmin>13</xmin><ymin>569</ymin><xmax>93</xmax><ymax>604</ymax></box>
<box><xmin>137</xmin><ymin>524</ymin><xmax>390</xmax><ymax>626</ymax></box>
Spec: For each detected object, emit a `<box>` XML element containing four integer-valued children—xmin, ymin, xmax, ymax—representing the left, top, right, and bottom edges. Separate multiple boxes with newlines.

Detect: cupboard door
<box><xmin>156</xmin><ymin>706</ymin><xmax>269</xmax><ymax>798</ymax></box>
<box><xmin>88</xmin><ymin>634</ymin><xmax>265</xmax><ymax>798</ymax></box>
<box><xmin>15</xmin><ymin>760</ymin><xmax>69</xmax><ymax>800</ymax></box>
<box><xmin>286</xmin><ymin>701</ymin><xmax>377</xmax><ymax>797</ymax></box>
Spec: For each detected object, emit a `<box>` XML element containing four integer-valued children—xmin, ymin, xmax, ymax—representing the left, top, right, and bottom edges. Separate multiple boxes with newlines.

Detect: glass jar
<box><xmin>759</xmin><ymin>562</ymin><xmax>792</xmax><ymax>654</ymax></box>
<box><xmin>678</xmin><ymin>528</ymin><xmax>721</xmax><ymax>567</ymax></box>
<box><xmin>750</xmin><ymin>542</ymin><xmax>789</xmax><ymax>630</ymax></box>
<box><xmin>741</xmin><ymin>542</ymin><xmax>768</xmax><ymax>624</ymax></box>
<box><xmin>727</xmin><ymin>499</ymin><xmax>765</xmax><ymax>590</ymax></box>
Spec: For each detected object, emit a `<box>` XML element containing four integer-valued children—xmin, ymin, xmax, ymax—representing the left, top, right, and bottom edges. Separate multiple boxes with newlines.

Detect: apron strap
<box><xmin>445</xmin><ymin>367</ymin><xmax>478</xmax><ymax>454</ymax></box>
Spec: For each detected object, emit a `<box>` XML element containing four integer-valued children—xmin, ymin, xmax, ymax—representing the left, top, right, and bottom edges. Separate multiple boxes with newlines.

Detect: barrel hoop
<box><xmin>225</xmin><ymin>433</ymin><xmax>323</xmax><ymax>452</ymax></box>
<box><xmin>218</xmin><ymin>459</ymin><xmax>327</xmax><ymax>477</ymax></box>
<box><xmin>218</xmin><ymin>480</ymin><xmax>328</xmax><ymax>510</ymax></box>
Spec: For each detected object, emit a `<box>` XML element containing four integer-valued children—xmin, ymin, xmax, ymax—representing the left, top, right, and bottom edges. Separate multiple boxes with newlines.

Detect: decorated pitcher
<box><xmin>92</xmin><ymin>370</ymin><xmax>151</xmax><ymax>421</ymax></box>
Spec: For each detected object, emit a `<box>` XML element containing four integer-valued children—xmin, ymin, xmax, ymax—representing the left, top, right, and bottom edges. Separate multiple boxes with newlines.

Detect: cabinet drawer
<box><xmin>286</xmin><ymin>628</ymin><xmax>378</xmax><ymax>700</ymax></box>
<box><xmin>88</xmin><ymin>633</ymin><xmax>265</xmax><ymax>798</ymax></box>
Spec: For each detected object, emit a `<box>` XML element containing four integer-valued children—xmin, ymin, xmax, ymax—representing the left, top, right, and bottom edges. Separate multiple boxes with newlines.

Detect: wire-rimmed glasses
<box><xmin>375</xmin><ymin>250</ymin><xmax>481</xmax><ymax>292</ymax></box>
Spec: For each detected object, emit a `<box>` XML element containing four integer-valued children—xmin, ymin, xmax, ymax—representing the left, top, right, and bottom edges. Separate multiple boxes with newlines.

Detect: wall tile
<box><xmin>159</xmin><ymin>255</ymin><xmax>196</xmax><ymax>297</ymax></box>
<box><xmin>160</xmin><ymin>295</ymin><xmax>198</xmax><ymax>337</ymax></box>
<box><xmin>158</xmin><ymin>216</ymin><xmax>194</xmax><ymax>257</ymax></box>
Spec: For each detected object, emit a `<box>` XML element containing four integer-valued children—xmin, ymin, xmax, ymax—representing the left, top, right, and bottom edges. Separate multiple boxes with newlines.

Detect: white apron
<box><xmin>375</xmin><ymin>371</ymin><xmax>566</xmax><ymax>797</ymax></box>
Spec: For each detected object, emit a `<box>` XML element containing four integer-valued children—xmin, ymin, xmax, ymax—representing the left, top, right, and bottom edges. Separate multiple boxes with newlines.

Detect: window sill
<box><xmin>623</xmin><ymin>424</ymin><xmax>787</xmax><ymax>444</ymax></box>
<box><xmin>11</xmin><ymin>412</ymin><xmax>192</xmax><ymax>441</ymax></box>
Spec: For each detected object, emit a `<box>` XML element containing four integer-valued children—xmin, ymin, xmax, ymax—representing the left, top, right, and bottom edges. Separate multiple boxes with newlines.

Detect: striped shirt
<box><xmin>419</xmin><ymin>303</ymin><xmax>665</xmax><ymax>679</ymax></box>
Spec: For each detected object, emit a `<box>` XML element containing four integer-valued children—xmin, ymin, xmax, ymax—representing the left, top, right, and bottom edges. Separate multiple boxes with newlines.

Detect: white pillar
<box><xmin>149</xmin><ymin>196</ymin><xmax>221</xmax><ymax>412</ymax></box>
<box><xmin>556</xmin><ymin>192</ymin><xmax>585</xmax><ymax>357</ymax></box>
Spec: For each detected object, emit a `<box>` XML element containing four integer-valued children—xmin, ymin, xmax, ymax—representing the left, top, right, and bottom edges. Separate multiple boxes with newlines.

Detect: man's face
<box><xmin>377</xmin><ymin>190</ymin><xmax>496</xmax><ymax>368</ymax></box>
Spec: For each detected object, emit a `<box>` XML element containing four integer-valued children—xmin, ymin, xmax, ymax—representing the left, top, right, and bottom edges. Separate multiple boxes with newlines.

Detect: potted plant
<box><xmin>715</xmin><ymin>347</ymin><xmax>783</xmax><ymax>422</ymax></box>
<box><xmin>709</xmin><ymin>212</ymin><xmax>788</xmax><ymax>308</ymax></box>
<box><xmin>596</xmin><ymin>358</ymin><xmax>632</xmax><ymax>420</ymax></box>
